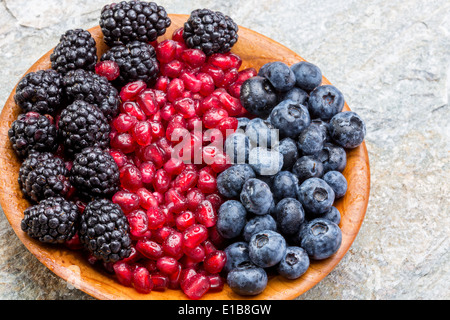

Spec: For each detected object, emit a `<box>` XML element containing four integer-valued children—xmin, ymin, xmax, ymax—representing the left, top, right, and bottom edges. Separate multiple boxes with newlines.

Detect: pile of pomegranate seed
<box><xmin>104</xmin><ymin>28</ymin><xmax>257</xmax><ymax>299</ymax></box>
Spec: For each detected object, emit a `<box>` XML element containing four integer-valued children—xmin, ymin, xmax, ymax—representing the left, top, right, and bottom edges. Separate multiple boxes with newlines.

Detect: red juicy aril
<box><xmin>108</xmin><ymin>27</ymin><xmax>256</xmax><ymax>299</ymax></box>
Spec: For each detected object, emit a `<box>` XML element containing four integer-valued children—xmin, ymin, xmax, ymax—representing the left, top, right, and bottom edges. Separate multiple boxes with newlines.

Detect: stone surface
<box><xmin>0</xmin><ymin>0</ymin><xmax>449</xmax><ymax>300</ymax></box>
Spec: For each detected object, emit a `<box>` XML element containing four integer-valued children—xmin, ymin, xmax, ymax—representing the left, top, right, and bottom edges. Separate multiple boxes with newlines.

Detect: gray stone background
<box><xmin>0</xmin><ymin>0</ymin><xmax>448</xmax><ymax>300</ymax></box>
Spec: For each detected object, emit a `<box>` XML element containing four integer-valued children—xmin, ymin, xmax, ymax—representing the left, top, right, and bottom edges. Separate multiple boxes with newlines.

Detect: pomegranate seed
<box><xmin>152</xmin><ymin>168</ymin><xmax>171</xmax><ymax>193</ymax></box>
<box><xmin>197</xmin><ymin>73</ymin><xmax>215</xmax><ymax>96</ymax></box>
<box><xmin>195</xmin><ymin>200</ymin><xmax>217</xmax><ymax>227</ymax></box>
<box><xmin>136</xmin><ymin>239</ymin><xmax>164</xmax><ymax>260</ymax></box>
<box><xmin>210</xmin><ymin>153</ymin><xmax>231</xmax><ymax>173</ymax></box>
<box><xmin>183</xmin><ymin>244</ymin><xmax>206</xmax><ymax>262</ymax></box>
<box><xmin>120</xmin><ymin>80</ymin><xmax>147</xmax><ymax>101</ymax></box>
<box><xmin>220</xmin><ymin>68</ymin><xmax>239</xmax><ymax>88</ymax></box>
<box><xmin>156</xmin><ymin>40</ymin><xmax>178</xmax><ymax>63</ymax></box>
<box><xmin>202</xmin><ymin>239</ymin><xmax>217</xmax><ymax>256</ymax></box>
<box><xmin>110</xmin><ymin>149</ymin><xmax>130</xmax><ymax>168</ymax></box>
<box><xmin>160</xmin><ymin>103</ymin><xmax>176</xmax><ymax>121</ymax></box>
<box><xmin>181</xmin><ymin>49</ymin><xmax>206</xmax><ymax>68</ymax></box>
<box><xmin>112</xmin><ymin>113</ymin><xmax>137</xmax><ymax>133</ymax></box>
<box><xmin>136</xmin><ymin>188</ymin><xmax>158</xmax><ymax>209</ymax></box>
<box><xmin>180</xmin><ymin>72</ymin><xmax>202</xmax><ymax>93</ymax></box>
<box><xmin>146</xmin><ymin>207</ymin><xmax>166</xmax><ymax>230</ymax></box>
<box><xmin>205</xmin><ymin>193</ymin><xmax>223</xmax><ymax>211</ymax></box>
<box><xmin>208</xmin><ymin>274</ymin><xmax>225</xmax><ymax>292</ymax></box>
<box><xmin>165</xmin><ymin>188</ymin><xmax>188</xmax><ymax>213</ymax></box>
<box><xmin>217</xmin><ymin>116</ymin><xmax>238</xmax><ymax>138</ymax></box>
<box><xmin>142</xmin><ymin>144</ymin><xmax>166</xmax><ymax>169</ymax></box>
<box><xmin>186</xmin><ymin>188</ymin><xmax>206</xmax><ymax>211</ymax></box>
<box><xmin>157</xmin><ymin>256</ymin><xmax>180</xmax><ymax>275</ymax></box>
<box><xmin>137</xmin><ymin>90</ymin><xmax>159</xmax><ymax>116</ymax></box>
<box><xmin>180</xmin><ymin>268</ymin><xmax>198</xmax><ymax>288</ymax></box>
<box><xmin>174</xmin><ymin>97</ymin><xmax>196</xmax><ymax>119</ymax></box>
<box><xmin>201</xmin><ymin>64</ymin><xmax>225</xmax><ymax>87</ymax></box>
<box><xmin>175</xmin><ymin>210</ymin><xmax>196</xmax><ymax>231</ymax></box>
<box><xmin>186</xmin><ymin>115</ymin><xmax>202</xmax><ymax>131</ymax></box>
<box><xmin>204</xmin><ymin>250</ymin><xmax>227</xmax><ymax>274</ymax></box>
<box><xmin>120</xmin><ymin>101</ymin><xmax>146</xmax><ymax>121</ymax></box>
<box><xmin>198</xmin><ymin>169</ymin><xmax>217</xmax><ymax>194</ymax></box>
<box><xmin>182</xmin><ymin>273</ymin><xmax>210</xmax><ymax>300</ymax></box>
<box><xmin>162</xmin><ymin>157</ymin><xmax>185</xmax><ymax>176</ymax></box>
<box><xmin>237</xmin><ymin>68</ymin><xmax>258</xmax><ymax>83</ymax></box>
<box><xmin>208</xmin><ymin>53</ymin><xmax>242</xmax><ymax>70</ymax></box>
<box><xmin>227</xmin><ymin>82</ymin><xmax>242</xmax><ymax>98</ymax></box>
<box><xmin>142</xmin><ymin>259</ymin><xmax>157</xmax><ymax>273</ymax></box>
<box><xmin>219</xmin><ymin>92</ymin><xmax>242</xmax><ymax>116</ymax></box>
<box><xmin>172</xmin><ymin>27</ymin><xmax>184</xmax><ymax>43</ymax></box>
<box><xmin>151</xmin><ymin>272</ymin><xmax>169</xmax><ymax>291</ymax></box>
<box><xmin>152</xmin><ymin>226</ymin><xmax>174</xmax><ymax>243</ymax></box>
<box><xmin>148</xmin><ymin>121</ymin><xmax>165</xmax><ymax>139</ymax></box>
<box><xmin>161</xmin><ymin>60</ymin><xmax>184</xmax><ymax>78</ymax></box>
<box><xmin>122</xmin><ymin>245</ymin><xmax>141</xmax><ymax>263</ymax></box>
<box><xmin>167</xmin><ymin>78</ymin><xmax>185</xmax><ymax>102</ymax></box>
<box><xmin>155</xmin><ymin>76</ymin><xmax>170</xmax><ymax>92</ymax></box>
<box><xmin>64</xmin><ymin>232</ymin><xmax>83</xmax><ymax>250</ymax></box>
<box><xmin>162</xmin><ymin>231</ymin><xmax>183</xmax><ymax>259</ymax></box>
<box><xmin>111</xmin><ymin>133</ymin><xmax>136</xmax><ymax>154</ymax></box>
<box><xmin>120</xmin><ymin>164</ymin><xmax>143</xmax><ymax>191</ymax></box>
<box><xmin>127</xmin><ymin>209</ymin><xmax>149</xmax><ymax>237</ymax></box>
<box><xmin>155</xmin><ymin>137</ymin><xmax>174</xmax><ymax>160</ymax></box>
<box><xmin>112</xmin><ymin>191</ymin><xmax>140</xmax><ymax>213</ymax></box>
<box><xmin>208</xmin><ymin>226</ymin><xmax>226</xmax><ymax>248</ymax></box>
<box><xmin>139</xmin><ymin>161</ymin><xmax>156</xmax><ymax>184</ymax></box>
<box><xmin>173</xmin><ymin>168</ymin><xmax>199</xmax><ymax>192</ymax></box>
<box><xmin>132</xmin><ymin>121</ymin><xmax>153</xmax><ymax>146</ymax></box>
<box><xmin>132</xmin><ymin>266</ymin><xmax>153</xmax><ymax>293</ymax></box>
<box><xmin>168</xmin><ymin>264</ymin><xmax>183</xmax><ymax>289</ymax></box>
<box><xmin>113</xmin><ymin>261</ymin><xmax>133</xmax><ymax>287</ymax></box>
<box><xmin>202</xmin><ymin>107</ymin><xmax>228</xmax><ymax>129</ymax></box>
<box><xmin>183</xmin><ymin>224</ymin><xmax>208</xmax><ymax>248</ymax></box>
<box><xmin>95</xmin><ymin>60</ymin><xmax>120</xmax><ymax>81</ymax></box>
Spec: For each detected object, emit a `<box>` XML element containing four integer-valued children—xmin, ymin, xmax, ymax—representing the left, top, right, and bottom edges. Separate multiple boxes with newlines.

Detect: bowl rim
<box><xmin>0</xmin><ymin>14</ymin><xmax>370</xmax><ymax>300</ymax></box>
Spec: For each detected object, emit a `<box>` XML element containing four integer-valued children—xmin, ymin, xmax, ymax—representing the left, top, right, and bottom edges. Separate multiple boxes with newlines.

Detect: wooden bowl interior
<box><xmin>0</xmin><ymin>14</ymin><xmax>370</xmax><ymax>300</ymax></box>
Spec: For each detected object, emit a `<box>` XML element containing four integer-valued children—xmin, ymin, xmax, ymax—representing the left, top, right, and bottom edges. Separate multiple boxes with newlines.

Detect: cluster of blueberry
<box><xmin>215</xmin><ymin>60</ymin><xmax>366</xmax><ymax>295</ymax></box>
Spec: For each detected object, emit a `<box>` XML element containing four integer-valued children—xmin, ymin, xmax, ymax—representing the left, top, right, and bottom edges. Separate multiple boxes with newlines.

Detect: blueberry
<box><xmin>310</xmin><ymin>118</ymin><xmax>330</xmax><ymax>142</ymax></box>
<box><xmin>269</xmin><ymin>100</ymin><xmax>311</xmax><ymax>139</ymax></box>
<box><xmin>248</xmin><ymin>229</ymin><xmax>287</xmax><ymax>268</ymax></box>
<box><xmin>227</xmin><ymin>262</ymin><xmax>268</xmax><ymax>296</ymax></box>
<box><xmin>308</xmin><ymin>85</ymin><xmax>345</xmax><ymax>120</ymax></box>
<box><xmin>290</xmin><ymin>61</ymin><xmax>322</xmax><ymax>92</ymax></box>
<box><xmin>258</xmin><ymin>62</ymin><xmax>274</xmax><ymax>78</ymax></box>
<box><xmin>297</xmin><ymin>178</ymin><xmax>335</xmax><ymax>214</ymax></box>
<box><xmin>274</xmin><ymin>198</ymin><xmax>305</xmax><ymax>236</ymax></box>
<box><xmin>240</xmin><ymin>178</ymin><xmax>274</xmax><ymax>215</ymax></box>
<box><xmin>329</xmin><ymin>111</ymin><xmax>366</xmax><ymax>149</ymax></box>
<box><xmin>248</xmin><ymin>147</ymin><xmax>283</xmax><ymax>176</ymax></box>
<box><xmin>245</xmin><ymin>118</ymin><xmax>277</xmax><ymax>148</ymax></box>
<box><xmin>297</xmin><ymin>124</ymin><xmax>325</xmax><ymax>155</ymax></box>
<box><xmin>275</xmin><ymin>137</ymin><xmax>299</xmax><ymax>170</ymax></box>
<box><xmin>320</xmin><ymin>206</ymin><xmax>341</xmax><ymax>225</ymax></box>
<box><xmin>237</xmin><ymin>117</ymin><xmax>250</xmax><ymax>130</ymax></box>
<box><xmin>292</xmin><ymin>155</ymin><xmax>324</xmax><ymax>184</ymax></box>
<box><xmin>263</xmin><ymin>61</ymin><xmax>296</xmax><ymax>92</ymax></box>
<box><xmin>278</xmin><ymin>87</ymin><xmax>309</xmax><ymax>105</ymax></box>
<box><xmin>217</xmin><ymin>200</ymin><xmax>247</xmax><ymax>239</ymax></box>
<box><xmin>316</xmin><ymin>142</ymin><xmax>347</xmax><ymax>172</ymax></box>
<box><xmin>224</xmin><ymin>242</ymin><xmax>251</xmax><ymax>274</ymax></box>
<box><xmin>323</xmin><ymin>171</ymin><xmax>347</xmax><ymax>198</ymax></box>
<box><xmin>217</xmin><ymin>164</ymin><xmax>256</xmax><ymax>199</ymax></box>
<box><xmin>242</xmin><ymin>214</ymin><xmax>277</xmax><ymax>242</ymax></box>
<box><xmin>277</xmin><ymin>246</ymin><xmax>310</xmax><ymax>280</ymax></box>
<box><xmin>295</xmin><ymin>218</ymin><xmax>342</xmax><ymax>260</ymax></box>
<box><xmin>225</xmin><ymin>132</ymin><xmax>251</xmax><ymax>164</ymax></box>
<box><xmin>240</xmin><ymin>76</ymin><xmax>278</xmax><ymax>118</ymax></box>
<box><xmin>271</xmin><ymin>171</ymin><xmax>299</xmax><ymax>202</ymax></box>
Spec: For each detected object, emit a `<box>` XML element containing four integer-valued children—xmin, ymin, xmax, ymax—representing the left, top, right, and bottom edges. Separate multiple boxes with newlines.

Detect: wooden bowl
<box><xmin>0</xmin><ymin>14</ymin><xmax>370</xmax><ymax>300</ymax></box>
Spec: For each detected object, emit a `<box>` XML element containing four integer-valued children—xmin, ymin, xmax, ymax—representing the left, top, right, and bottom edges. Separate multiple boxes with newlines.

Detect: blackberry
<box><xmin>21</xmin><ymin>197</ymin><xmax>80</xmax><ymax>244</ymax></box>
<box><xmin>183</xmin><ymin>8</ymin><xmax>239</xmax><ymax>56</ymax></box>
<box><xmin>50</xmin><ymin>29</ymin><xmax>97</xmax><ymax>74</ymax></box>
<box><xmin>63</xmin><ymin>69</ymin><xmax>119</xmax><ymax>121</ymax></box>
<box><xmin>79</xmin><ymin>199</ymin><xmax>132</xmax><ymax>263</ymax></box>
<box><xmin>100</xmin><ymin>40</ymin><xmax>159</xmax><ymax>85</ymax></box>
<box><xmin>58</xmin><ymin>100</ymin><xmax>110</xmax><ymax>155</ymax></box>
<box><xmin>99</xmin><ymin>1</ymin><xmax>171</xmax><ymax>47</ymax></box>
<box><xmin>14</xmin><ymin>69</ymin><xmax>64</xmax><ymax>115</ymax></box>
<box><xmin>70</xmin><ymin>147</ymin><xmax>120</xmax><ymax>199</ymax></box>
<box><xmin>19</xmin><ymin>152</ymin><xmax>71</xmax><ymax>202</ymax></box>
<box><xmin>8</xmin><ymin>112</ymin><xmax>58</xmax><ymax>158</ymax></box>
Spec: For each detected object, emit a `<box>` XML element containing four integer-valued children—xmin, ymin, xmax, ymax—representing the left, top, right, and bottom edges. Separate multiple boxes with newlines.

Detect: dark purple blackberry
<box><xmin>8</xmin><ymin>112</ymin><xmax>58</xmax><ymax>158</ymax></box>
<box><xmin>62</xmin><ymin>69</ymin><xmax>119</xmax><ymax>121</ymax></box>
<box><xmin>70</xmin><ymin>147</ymin><xmax>119</xmax><ymax>200</ymax></box>
<box><xmin>50</xmin><ymin>29</ymin><xmax>97</xmax><ymax>74</ymax></box>
<box><xmin>21</xmin><ymin>197</ymin><xmax>80</xmax><ymax>244</ymax></box>
<box><xmin>99</xmin><ymin>1</ymin><xmax>171</xmax><ymax>47</ymax></box>
<box><xmin>183</xmin><ymin>8</ymin><xmax>239</xmax><ymax>56</ymax></box>
<box><xmin>100</xmin><ymin>40</ymin><xmax>159</xmax><ymax>85</ymax></box>
<box><xmin>14</xmin><ymin>69</ymin><xmax>64</xmax><ymax>115</ymax></box>
<box><xmin>58</xmin><ymin>100</ymin><xmax>110</xmax><ymax>155</ymax></box>
<box><xmin>18</xmin><ymin>152</ymin><xmax>71</xmax><ymax>202</ymax></box>
<box><xmin>79</xmin><ymin>199</ymin><xmax>131</xmax><ymax>263</ymax></box>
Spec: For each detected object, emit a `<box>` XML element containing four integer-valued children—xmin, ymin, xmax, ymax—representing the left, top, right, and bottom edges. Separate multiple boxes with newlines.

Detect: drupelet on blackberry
<box><xmin>8</xmin><ymin>112</ymin><xmax>58</xmax><ymax>158</ymax></box>
<box><xmin>50</xmin><ymin>29</ymin><xmax>97</xmax><ymax>74</ymax></box>
<box><xmin>18</xmin><ymin>152</ymin><xmax>71</xmax><ymax>202</ymax></box>
<box><xmin>100</xmin><ymin>40</ymin><xmax>159</xmax><ymax>85</ymax></box>
<box><xmin>58</xmin><ymin>100</ymin><xmax>110</xmax><ymax>155</ymax></box>
<box><xmin>99</xmin><ymin>0</ymin><xmax>171</xmax><ymax>47</ymax></box>
<box><xmin>21</xmin><ymin>197</ymin><xmax>80</xmax><ymax>244</ymax></box>
<box><xmin>14</xmin><ymin>69</ymin><xmax>64</xmax><ymax>115</ymax></box>
<box><xmin>70</xmin><ymin>147</ymin><xmax>120</xmax><ymax>200</ymax></box>
<box><xmin>183</xmin><ymin>8</ymin><xmax>239</xmax><ymax>56</ymax></box>
<box><xmin>62</xmin><ymin>69</ymin><xmax>119</xmax><ymax>121</ymax></box>
<box><xmin>79</xmin><ymin>198</ymin><xmax>131</xmax><ymax>263</ymax></box>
